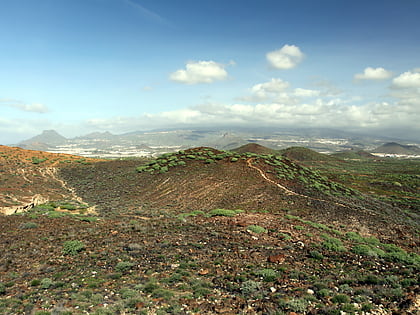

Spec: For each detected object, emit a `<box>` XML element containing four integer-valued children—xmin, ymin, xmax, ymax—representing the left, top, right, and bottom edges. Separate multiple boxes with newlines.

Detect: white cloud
<box><xmin>83</xmin><ymin>96</ymin><xmax>419</xmax><ymax>138</ymax></box>
<box><xmin>266</xmin><ymin>44</ymin><xmax>304</xmax><ymax>69</ymax></box>
<box><xmin>354</xmin><ymin>67</ymin><xmax>393</xmax><ymax>80</ymax></box>
<box><xmin>250</xmin><ymin>78</ymin><xmax>289</xmax><ymax>100</ymax></box>
<box><xmin>392</xmin><ymin>71</ymin><xmax>420</xmax><ymax>88</ymax></box>
<box><xmin>0</xmin><ymin>99</ymin><xmax>49</xmax><ymax>113</ymax></box>
<box><xmin>169</xmin><ymin>60</ymin><xmax>229</xmax><ymax>84</ymax></box>
<box><xmin>242</xmin><ymin>78</ymin><xmax>320</xmax><ymax>103</ymax></box>
<box><xmin>293</xmin><ymin>88</ymin><xmax>320</xmax><ymax>97</ymax></box>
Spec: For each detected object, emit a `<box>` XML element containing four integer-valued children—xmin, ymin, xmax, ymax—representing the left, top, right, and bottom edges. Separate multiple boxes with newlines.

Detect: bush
<box><xmin>331</xmin><ymin>294</ymin><xmax>350</xmax><ymax>304</ymax></box>
<box><xmin>19</xmin><ymin>222</ymin><xmax>38</xmax><ymax>229</ymax></box>
<box><xmin>62</xmin><ymin>240</ymin><xmax>85</xmax><ymax>255</ymax></box>
<box><xmin>0</xmin><ymin>282</ymin><xmax>5</xmax><ymax>294</ymax></box>
<box><xmin>256</xmin><ymin>268</ymin><xmax>277</xmax><ymax>282</ymax></box>
<box><xmin>309</xmin><ymin>250</ymin><xmax>324</xmax><ymax>260</ymax></box>
<box><xmin>208</xmin><ymin>209</ymin><xmax>243</xmax><ymax>217</ymax></box>
<box><xmin>321</xmin><ymin>234</ymin><xmax>346</xmax><ymax>252</ymax></box>
<box><xmin>247</xmin><ymin>225</ymin><xmax>267</xmax><ymax>234</ymax></box>
<box><xmin>40</xmin><ymin>278</ymin><xmax>54</xmax><ymax>289</ymax></box>
<box><xmin>352</xmin><ymin>244</ymin><xmax>380</xmax><ymax>257</ymax></box>
<box><xmin>115</xmin><ymin>261</ymin><xmax>135</xmax><ymax>273</ymax></box>
<box><xmin>240</xmin><ymin>280</ymin><xmax>261</xmax><ymax>296</ymax></box>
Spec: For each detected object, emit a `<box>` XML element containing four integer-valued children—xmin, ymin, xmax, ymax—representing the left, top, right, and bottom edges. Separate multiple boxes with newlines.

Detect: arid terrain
<box><xmin>0</xmin><ymin>144</ymin><xmax>419</xmax><ymax>314</ymax></box>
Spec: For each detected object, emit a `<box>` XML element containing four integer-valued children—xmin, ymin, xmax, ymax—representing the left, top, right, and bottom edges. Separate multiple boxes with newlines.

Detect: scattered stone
<box><xmin>267</xmin><ymin>254</ymin><xmax>285</xmax><ymax>263</ymax></box>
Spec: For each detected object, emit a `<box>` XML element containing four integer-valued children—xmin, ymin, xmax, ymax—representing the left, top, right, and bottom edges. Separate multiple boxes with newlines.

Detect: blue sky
<box><xmin>1</xmin><ymin>0</ymin><xmax>420</xmax><ymax>143</ymax></box>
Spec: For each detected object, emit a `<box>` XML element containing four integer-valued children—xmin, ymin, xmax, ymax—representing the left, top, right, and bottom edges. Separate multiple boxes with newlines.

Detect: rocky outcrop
<box><xmin>0</xmin><ymin>194</ymin><xmax>48</xmax><ymax>215</ymax></box>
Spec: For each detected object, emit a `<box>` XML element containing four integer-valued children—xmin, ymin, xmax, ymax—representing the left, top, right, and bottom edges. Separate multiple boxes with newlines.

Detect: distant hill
<box><xmin>332</xmin><ymin>149</ymin><xmax>378</xmax><ymax>160</ymax></box>
<box><xmin>372</xmin><ymin>142</ymin><xmax>420</xmax><ymax>155</ymax></box>
<box><xmin>279</xmin><ymin>147</ymin><xmax>338</xmax><ymax>162</ymax></box>
<box><xmin>76</xmin><ymin>131</ymin><xmax>115</xmax><ymax>140</ymax></box>
<box><xmin>18</xmin><ymin>130</ymin><xmax>67</xmax><ymax>150</ymax></box>
<box><xmin>232</xmin><ymin>143</ymin><xmax>278</xmax><ymax>155</ymax></box>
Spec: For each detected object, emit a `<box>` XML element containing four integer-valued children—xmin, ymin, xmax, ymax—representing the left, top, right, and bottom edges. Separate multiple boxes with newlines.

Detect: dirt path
<box><xmin>40</xmin><ymin>167</ymin><xmax>84</xmax><ymax>203</ymax></box>
<box><xmin>246</xmin><ymin>158</ymin><xmax>349</xmax><ymax>208</ymax></box>
<box><xmin>246</xmin><ymin>158</ymin><xmax>299</xmax><ymax>196</ymax></box>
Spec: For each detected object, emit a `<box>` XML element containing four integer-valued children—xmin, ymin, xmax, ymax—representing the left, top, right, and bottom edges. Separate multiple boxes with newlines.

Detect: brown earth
<box><xmin>0</xmin><ymin>146</ymin><xmax>418</xmax><ymax>314</ymax></box>
<box><xmin>0</xmin><ymin>145</ymin><xmax>103</xmax><ymax>214</ymax></box>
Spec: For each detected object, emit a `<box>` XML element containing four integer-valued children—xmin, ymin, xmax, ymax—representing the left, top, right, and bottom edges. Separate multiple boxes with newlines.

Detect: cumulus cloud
<box><xmin>266</xmin><ymin>44</ymin><xmax>304</xmax><ymax>70</ymax></box>
<box><xmin>392</xmin><ymin>71</ymin><xmax>420</xmax><ymax>88</ymax></box>
<box><xmin>249</xmin><ymin>78</ymin><xmax>289</xmax><ymax>100</ymax></box>
<box><xmin>354</xmin><ymin>67</ymin><xmax>393</xmax><ymax>80</ymax></box>
<box><xmin>169</xmin><ymin>60</ymin><xmax>229</xmax><ymax>84</ymax></box>
<box><xmin>0</xmin><ymin>99</ymin><xmax>49</xmax><ymax>113</ymax></box>
<box><xmin>242</xmin><ymin>78</ymin><xmax>320</xmax><ymax>103</ymax></box>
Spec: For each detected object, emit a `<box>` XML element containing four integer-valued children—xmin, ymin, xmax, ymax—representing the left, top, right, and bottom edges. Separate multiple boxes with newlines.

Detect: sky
<box><xmin>1</xmin><ymin>0</ymin><xmax>420</xmax><ymax>144</ymax></box>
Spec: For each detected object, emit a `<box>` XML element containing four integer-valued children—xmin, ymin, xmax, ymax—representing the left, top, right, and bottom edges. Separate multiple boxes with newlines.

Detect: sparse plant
<box><xmin>331</xmin><ymin>294</ymin><xmax>350</xmax><ymax>304</ymax></box>
<box><xmin>247</xmin><ymin>225</ymin><xmax>267</xmax><ymax>234</ymax></box>
<box><xmin>40</xmin><ymin>278</ymin><xmax>54</xmax><ymax>289</ymax></box>
<box><xmin>115</xmin><ymin>261</ymin><xmax>135</xmax><ymax>273</ymax></box>
<box><xmin>19</xmin><ymin>222</ymin><xmax>38</xmax><ymax>229</ymax></box>
<box><xmin>240</xmin><ymin>280</ymin><xmax>261</xmax><ymax>296</ymax></box>
<box><xmin>62</xmin><ymin>240</ymin><xmax>85</xmax><ymax>255</ymax></box>
<box><xmin>321</xmin><ymin>234</ymin><xmax>346</xmax><ymax>252</ymax></box>
<box><xmin>256</xmin><ymin>268</ymin><xmax>277</xmax><ymax>282</ymax></box>
<box><xmin>207</xmin><ymin>209</ymin><xmax>243</xmax><ymax>217</ymax></box>
<box><xmin>309</xmin><ymin>250</ymin><xmax>324</xmax><ymax>260</ymax></box>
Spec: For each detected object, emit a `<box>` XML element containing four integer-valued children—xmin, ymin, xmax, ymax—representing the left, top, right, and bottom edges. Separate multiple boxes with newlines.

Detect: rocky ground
<box><xmin>0</xmin><ymin>146</ymin><xmax>419</xmax><ymax>314</ymax></box>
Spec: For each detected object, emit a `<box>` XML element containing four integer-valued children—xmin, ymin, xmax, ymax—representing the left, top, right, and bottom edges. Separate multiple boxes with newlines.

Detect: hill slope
<box><xmin>0</xmin><ymin>146</ymin><xmax>419</xmax><ymax>314</ymax></box>
<box><xmin>59</xmin><ymin>147</ymin><xmax>418</xmax><ymax>239</ymax></box>
<box><xmin>0</xmin><ymin>145</ymin><xmax>102</xmax><ymax>214</ymax></box>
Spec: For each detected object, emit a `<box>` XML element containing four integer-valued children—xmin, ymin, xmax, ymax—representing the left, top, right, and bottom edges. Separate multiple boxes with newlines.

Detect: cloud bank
<box><xmin>83</xmin><ymin>74</ymin><xmax>419</xmax><ymax>138</ymax></box>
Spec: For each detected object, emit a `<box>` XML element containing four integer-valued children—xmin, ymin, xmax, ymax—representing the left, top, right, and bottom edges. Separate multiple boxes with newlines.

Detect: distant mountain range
<box><xmin>16</xmin><ymin>128</ymin><xmax>420</xmax><ymax>158</ymax></box>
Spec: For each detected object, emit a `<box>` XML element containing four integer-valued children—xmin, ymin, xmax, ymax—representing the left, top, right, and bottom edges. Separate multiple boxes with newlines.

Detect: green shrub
<box><xmin>19</xmin><ymin>222</ymin><xmax>38</xmax><ymax>229</ymax></box>
<box><xmin>40</xmin><ymin>278</ymin><xmax>54</xmax><ymax>289</ymax></box>
<box><xmin>309</xmin><ymin>250</ymin><xmax>324</xmax><ymax>260</ymax></box>
<box><xmin>331</xmin><ymin>294</ymin><xmax>350</xmax><ymax>304</ymax></box>
<box><xmin>62</xmin><ymin>240</ymin><xmax>85</xmax><ymax>255</ymax></box>
<box><xmin>0</xmin><ymin>282</ymin><xmax>5</xmax><ymax>294</ymax></box>
<box><xmin>352</xmin><ymin>244</ymin><xmax>380</xmax><ymax>257</ymax></box>
<box><xmin>278</xmin><ymin>232</ymin><xmax>291</xmax><ymax>240</ymax></box>
<box><xmin>317</xmin><ymin>288</ymin><xmax>331</xmax><ymax>298</ymax></box>
<box><xmin>115</xmin><ymin>261</ymin><xmax>135</xmax><ymax>273</ymax></box>
<box><xmin>321</xmin><ymin>234</ymin><xmax>346</xmax><ymax>252</ymax></box>
<box><xmin>240</xmin><ymin>280</ymin><xmax>261</xmax><ymax>296</ymax></box>
<box><xmin>278</xmin><ymin>298</ymin><xmax>309</xmax><ymax>312</ymax></box>
<box><xmin>256</xmin><ymin>268</ymin><xmax>277</xmax><ymax>282</ymax></box>
<box><xmin>30</xmin><ymin>279</ymin><xmax>41</xmax><ymax>286</ymax></box>
<box><xmin>247</xmin><ymin>225</ymin><xmax>267</xmax><ymax>234</ymax></box>
<box><xmin>119</xmin><ymin>288</ymin><xmax>137</xmax><ymax>299</ymax></box>
<box><xmin>208</xmin><ymin>209</ymin><xmax>243</xmax><ymax>217</ymax></box>
<box><xmin>151</xmin><ymin>288</ymin><xmax>174</xmax><ymax>300</ymax></box>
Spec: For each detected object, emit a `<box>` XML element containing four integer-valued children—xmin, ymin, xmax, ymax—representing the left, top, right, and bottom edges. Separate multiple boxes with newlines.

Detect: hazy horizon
<box><xmin>1</xmin><ymin>0</ymin><xmax>420</xmax><ymax>144</ymax></box>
